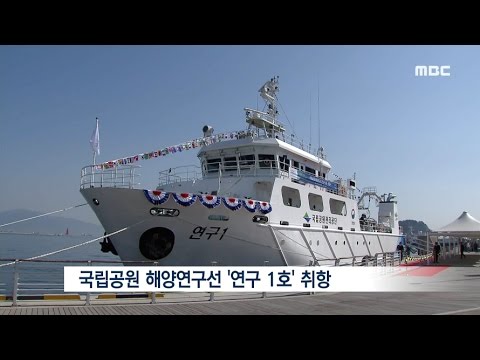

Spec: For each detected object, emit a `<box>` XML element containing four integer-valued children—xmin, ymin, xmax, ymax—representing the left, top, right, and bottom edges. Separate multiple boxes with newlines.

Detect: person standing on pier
<box><xmin>434</xmin><ymin>242</ymin><xmax>441</xmax><ymax>263</ymax></box>
<box><xmin>397</xmin><ymin>243</ymin><xmax>404</xmax><ymax>261</ymax></box>
<box><xmin>460</xmin><ymin>241</ymin><xmax>466</xmax><ymax>259</ymax></box>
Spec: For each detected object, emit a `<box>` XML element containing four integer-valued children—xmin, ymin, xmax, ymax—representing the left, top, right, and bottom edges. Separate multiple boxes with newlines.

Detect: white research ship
<box><xmin>80</xmin><ymin>77</ymin><xmax>402</xmax><ymax>266</ymax></box>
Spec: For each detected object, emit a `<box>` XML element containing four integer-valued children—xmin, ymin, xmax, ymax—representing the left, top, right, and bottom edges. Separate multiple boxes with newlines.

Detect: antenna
<box><xmin>317</xmin><ymin>77</ymin><xmax>321</xmax><ymax>154</ymax></box>
<box><xmin>309</xmin><ymin>92</ymin><xmax>312</xmax><ymax>152</ymax></box>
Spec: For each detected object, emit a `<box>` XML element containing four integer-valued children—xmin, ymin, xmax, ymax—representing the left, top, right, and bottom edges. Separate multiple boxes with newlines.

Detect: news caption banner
<box><xmin>64</xmin><ymin>266</ymin><xmax>447</xmax><ymax>293</ymax></box>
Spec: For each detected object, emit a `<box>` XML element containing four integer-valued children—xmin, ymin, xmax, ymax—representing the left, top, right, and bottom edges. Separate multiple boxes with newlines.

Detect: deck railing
<box><xmin>80</xmin><ymin>165</ymin><xmax>141</xmax><ymax>189</ymax></box>
<box><xmin>79</xmin><ymin>155</ymin><xmax>351</xmax><ymax>201</ymax></box>
<box><xmin>158</xmin><ymin>165</ymin><xmax>202</xmax><ymax>186</ymax></box>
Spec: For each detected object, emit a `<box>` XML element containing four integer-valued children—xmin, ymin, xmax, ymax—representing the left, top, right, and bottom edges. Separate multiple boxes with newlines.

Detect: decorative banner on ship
<box><xmin>243</xmin><ymin>199</ymin><xmax>258</xmax><ymax>212</ymax></box>
<box><xmin>199</xmin><ymin>194</ymin><xmax>221</xmax><ymax>208</ymax></box>
<box><xmin>95</xmin><ymin>130</ymin><xmax>255</xmax><ymax>170</ymax></box>
<box><xmin>143</xmin><ymin>191</ymin><xmax>271</xmax><ymax>213</ymax></box>
<box><xmin>222</xmin><ymin>197</ymin><xmax>243</xmax><ymax>211</ymax></box>
<box><xmin>172</xmin><ymin>193</ymin><xmax>197</xmax><ymax>207</ymax></box>
<box><xmin>290</xmin><ymin>169</ymin><xmax>338</xmax><ymax>193</ymax></box>
<box><xmin>258</xmin><ymin>201</ymin><xmax>272</xmax><ymax>214</ymax></box>
<box><xmin>144</xmin><ymin>190</ymin><xmax>170</xmax><ymax>205</ymax></box>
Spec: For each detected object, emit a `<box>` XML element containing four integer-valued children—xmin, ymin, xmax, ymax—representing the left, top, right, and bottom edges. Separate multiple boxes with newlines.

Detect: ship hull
<box><xmin>81</xmin><ymin>188</ymin><xmax>401</xmax><ymax>266</ymax></box>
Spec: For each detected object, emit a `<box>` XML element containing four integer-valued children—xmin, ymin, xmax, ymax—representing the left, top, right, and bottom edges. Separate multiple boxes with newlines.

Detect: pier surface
<box><xmin>1</xmin><ymin>254</ymin><xmax>479</xmax><ymax>315</ymax></box>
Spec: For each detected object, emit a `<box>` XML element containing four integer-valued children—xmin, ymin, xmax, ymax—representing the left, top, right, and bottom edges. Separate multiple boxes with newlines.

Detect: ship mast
<box><xmin>244</xmin><ymin>76</ymin><xmax>285</xmax><ymax>137</ymax></box>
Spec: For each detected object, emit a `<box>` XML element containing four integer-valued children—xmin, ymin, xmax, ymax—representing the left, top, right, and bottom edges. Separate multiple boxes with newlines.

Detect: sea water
<box><xmin>0</xmin><ymin>233</ymin><xmax>118</xmax><ymax>295</ymax></box>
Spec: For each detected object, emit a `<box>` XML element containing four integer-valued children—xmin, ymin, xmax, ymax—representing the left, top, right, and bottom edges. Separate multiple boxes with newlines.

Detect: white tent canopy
<box><xmin>432</xmin><ymin>211</ymin><xmax>480</xmax><ymax>237</ymax></box>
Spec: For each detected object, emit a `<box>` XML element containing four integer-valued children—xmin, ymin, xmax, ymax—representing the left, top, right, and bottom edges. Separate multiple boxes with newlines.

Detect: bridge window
<box><xmin>239</xmin><ymin>154</ymin><xmax>255</xmax><ymax>169</ymax></box>
<box><xmin>305</xmin><ymin>166</ymin><xmax>316</xmax><ymax>175</ymax></box>
<box><xmin>279</xmin><ymin>155</ymin><xmax>289</xmax><ymax>171</ymax></box>
<box><xmin>308</xmin><ymin>193</ymin><xmax>324</xmax><ymax>212</ymax></box>
<box><xmin>223</xmin><ymin>157</ymin><xmax>237</xmax><ymax>172</ymax></box>
<box><xmin>259</xmin><ymin>154</ymin><xmax>276</xmax><ymax>168</ymax></box>
<box><xmin>282</xmin><ymin>186</ymin><xmax>301</xmax><ymax>208</ymax></box>
<box><xmin>293</xmin><ymin>160</ymin><xmax>299</xmax><ymax>169</ymax></box>
<box><xmin>207</xmin><ymin>158</ymin><xmax>221</xmax><ymax>173</ymax></box>
<box><xmin>330</xmin><ymin>198</ymin><xmax>347</xmax><ymax>216</ymax></box>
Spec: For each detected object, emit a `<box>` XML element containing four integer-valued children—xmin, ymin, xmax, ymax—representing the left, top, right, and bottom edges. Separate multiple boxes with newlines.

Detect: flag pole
<box><xmin>93</xmin><ymin>117</ymin><xmax>99</xmax><ymax>165</ymax></box>
<box><xmin>90</xmin><ymin>117</ymin><xmax>100</xmax><ymax>187</ymax></box>
<box><xmin>92</xmin><ymin>145</ymin><xmax>96</xmax><ymax>187</ymax></box>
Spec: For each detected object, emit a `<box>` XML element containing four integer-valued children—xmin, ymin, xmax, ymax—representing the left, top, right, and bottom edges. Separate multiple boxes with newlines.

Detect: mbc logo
<box><xmin>415</xmin><ymin>65</ymin><xmax>451</xmax><ymax>77</ymax></box>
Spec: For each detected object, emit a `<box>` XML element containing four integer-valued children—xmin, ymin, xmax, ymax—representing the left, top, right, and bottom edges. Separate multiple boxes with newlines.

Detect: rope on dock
<box><xmin>0</xmin><ymin>203</ymin><xmax>88</xmax><ymax>228</ymax></box>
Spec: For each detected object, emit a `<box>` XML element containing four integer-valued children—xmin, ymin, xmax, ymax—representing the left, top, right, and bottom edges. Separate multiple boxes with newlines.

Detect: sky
<box><xmin>1</xmin><ymin>45</ymin><xmax>479</xmax><ymax>230</ymax></box>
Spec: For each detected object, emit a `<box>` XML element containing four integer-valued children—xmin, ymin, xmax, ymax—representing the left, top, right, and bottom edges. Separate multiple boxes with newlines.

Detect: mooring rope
<box><xmin>0</xmin><ymin>219</ymin><xmax>146</xmax><ymax>268</ymax></box>
<box><xmin>0</xmin><ymin>203</ymin><xmax>88</xmax><ymax>228</ymax></box>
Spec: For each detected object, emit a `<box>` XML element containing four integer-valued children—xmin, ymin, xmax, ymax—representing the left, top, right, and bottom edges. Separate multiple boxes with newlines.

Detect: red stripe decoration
<box><xmin>243</xmin><ymin>199</ymin><xmax>258</xmax><ymax>212</ymax></box>
<box><xmin>143</xmin><ymin>190</ymin><xmax>170</xmax><ymax>205</ymax></box>
<box><xmin>222</xmin><ymin>197</ymin><xmax>242</xmax><ymax>211</ymax></box>
<box><xmin>172</xmin><ymin>192</ymin><xmax>197</xmax><ymax>206</ymax></box>
<box><xmin>199</xmin><ymin>194</ymin><xmax>221</xmax><ymax>208</ymax></box>
<box><xmin>258</xmin><ymin>201</ymin><xmax>272</xmax><ymax>214</ymax></box>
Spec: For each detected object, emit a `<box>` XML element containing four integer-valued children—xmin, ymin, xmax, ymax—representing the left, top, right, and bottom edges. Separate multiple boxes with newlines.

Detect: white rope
<box><xmin>0</xmin><ymin>203</ymin><xmax>87</xmax><ymax>228</ymax></box>
<box><xmin>0</xmin><ymin>219</ymin><xmax>146</xmax><ymax>268</ymax></box>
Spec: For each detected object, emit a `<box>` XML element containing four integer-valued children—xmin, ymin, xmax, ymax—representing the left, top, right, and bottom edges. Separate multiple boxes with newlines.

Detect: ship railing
<box><xmin>287</xmin><ymin>164</ymin><xmax>356</xmax><ymax>199</ymax></box>
<box><xmin>199</xmin><ymin>158</ymin><xmax>351</xmax><ymax>198</ymax></box>
<box><xmin>274</xmin><ymin>132</ymin><xmax>326</xmax><ymax>160</ymax></box>
<box><xmin>288</xmin><ymin>165</ymin><xmax>341</xmax><ymax>195</ymax></box>
<box><xmin>158</xmin><ymin>165</ymin><xmax>202</xmax><ymax>186</ymax></box>
<box><xmin>314</xmin><ymin>251</ymin><xmax>401</xmax><ymax>267</ymax></box>
<box><xmin>202</xmin><ymin>159</ymin><xmax>282</xmax><ymax>179</ymax></box>
<box><xmin>360</xmin><ymin>222</ymin><xmax>393</xmax><ymax>234</ymax></box>
<box><xmin>241</xmin><ymin>124</ymin><xmax>325</xmax><ymax>159</ymax></box>
<box><xmin>80</xmin><ymin>164</ymin><xmax>141</xmax><ymax>189</ymax></box>
<box><xmin>232</xmin><ymin>126</ymin><xmax>328</xmax><ymax>159</ymax></box>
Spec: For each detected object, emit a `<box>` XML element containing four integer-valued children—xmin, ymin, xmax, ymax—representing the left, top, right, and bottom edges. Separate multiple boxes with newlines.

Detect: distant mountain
<box><xmin>0</xmin><ymin>209</ymin><xmax>103</xmax><ymax>236</ymax></box>
<box><xmin>399</xmin><ymin>219</ymin><xmax>431</xmax><ymax>235</ymax></box>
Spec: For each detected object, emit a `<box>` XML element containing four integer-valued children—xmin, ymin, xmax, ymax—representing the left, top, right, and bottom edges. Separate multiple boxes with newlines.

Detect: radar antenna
<box><xmin>244</xmin><ymin>76</ymin><xmax>285</xmax><ymax>137</ymax></box>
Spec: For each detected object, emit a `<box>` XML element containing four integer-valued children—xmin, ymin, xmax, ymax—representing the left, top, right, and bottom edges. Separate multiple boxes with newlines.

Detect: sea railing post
<box><xmin>151</xmin><ymin>261</ymin><xmax>158</xmax><ymax>304</ymax></box>
<box><xmin>12</xmin><ymin>260</ymin><xmax>19</xmax><ymax>307</ymax></box>
<box><xmin>262</xmin><ymin>261</ymin><xmax>269</xmax><ymax>298</ymax></box>
<box><xmin>85</xmin><ymin>260</ymin><xmax>91</xmax><ymax>306</ymax></box>
<box><xmin>308</xmin><ymin>260</ymin><xmax>315</xmax><ymax>295</ymax></box>
<box><xmin>442</xmin><ymin>237</ymin><xmax>446</xmax><ymax>261</ymax></box>
<box><xmin>209</xmin><ymin>261</ymin><xmax>217</xmax><ymax>302</ymax></box>
<box><xmin>426</xmin><ymin>233</ymin><xmax>430</xmax><ymax>265</ymax></box>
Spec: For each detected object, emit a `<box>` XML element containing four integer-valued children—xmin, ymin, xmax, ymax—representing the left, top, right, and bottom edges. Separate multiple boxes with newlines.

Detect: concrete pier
<box><xmin>1</xmin><ymin>254</ymin><xmax>479</xmax><ymax>315</ymax></box>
